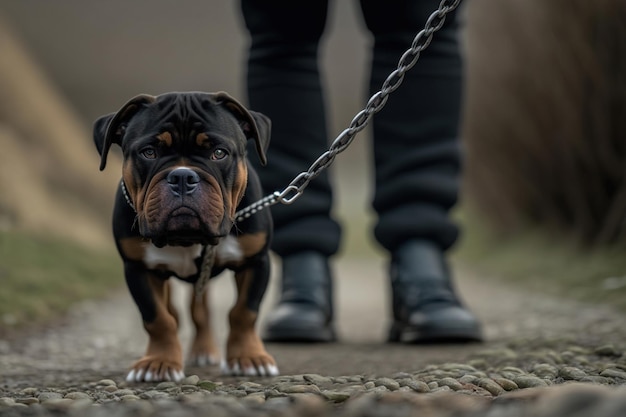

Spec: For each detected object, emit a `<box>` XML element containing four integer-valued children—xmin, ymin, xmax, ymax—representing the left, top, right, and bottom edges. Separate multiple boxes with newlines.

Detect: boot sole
<box><xmin>388</xmin><ymin>322</ymin><xmax>483</xmax><ymax>344</ymax></box>
<box><xmin>263</xmin><ymin>326</ymin><xmax>336</xmax><ymax>343</ymax></box>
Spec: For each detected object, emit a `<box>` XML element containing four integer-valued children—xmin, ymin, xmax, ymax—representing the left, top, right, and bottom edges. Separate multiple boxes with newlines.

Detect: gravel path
<box><xmin>1</xmin><ymin>256</ymin><xmax>626</xmax><ymax>416</ymax></box>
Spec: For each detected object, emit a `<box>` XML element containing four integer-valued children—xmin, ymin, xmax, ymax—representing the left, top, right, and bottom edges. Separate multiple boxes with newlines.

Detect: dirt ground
<box><xmin>1</xmin><ymin>255</ymin><xmax>624</xmax><ymax>388</ymax></box>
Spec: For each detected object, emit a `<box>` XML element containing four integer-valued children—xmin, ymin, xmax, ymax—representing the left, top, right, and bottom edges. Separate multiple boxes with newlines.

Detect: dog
<box><xmin>93</xmin><ymin>91</ymin><xmax>278</xmax><ymax>382</ymax></box>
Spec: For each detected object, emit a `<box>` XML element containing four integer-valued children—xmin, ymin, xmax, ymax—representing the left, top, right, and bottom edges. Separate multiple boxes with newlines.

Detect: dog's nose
<box><xmin>167</xmin><ymin>167</ymin><xmax>200</xmax><ymax>196</ymax></box>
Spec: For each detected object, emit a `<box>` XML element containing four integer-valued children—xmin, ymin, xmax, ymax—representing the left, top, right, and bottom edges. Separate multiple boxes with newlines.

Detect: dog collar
<box><xmin>120</xmin><ymin>180</ymin><xmax>136</xmax><ymax>212</ymax></box>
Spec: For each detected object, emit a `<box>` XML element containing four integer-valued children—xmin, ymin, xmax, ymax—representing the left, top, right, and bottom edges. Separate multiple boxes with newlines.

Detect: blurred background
<box><xmin>1</xmin><ymin>0</ymin><xmax>626</xmax><ymax>327</ymax></box>
<box><xmin>0</xmin><ymin>1</ymin><xmax>373</xmax><ymax>250</ymax></box>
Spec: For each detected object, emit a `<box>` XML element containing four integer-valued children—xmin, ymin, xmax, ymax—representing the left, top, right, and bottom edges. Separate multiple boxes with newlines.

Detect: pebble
<box><xmin>197</xmin><ymin>381</ymin><xmax>219</xmax><ymax>391</ymax></box>
<box><xmin>41</xmin><ymin>398</ymin><xmax>74</xmax><ymax>408</ymax></box>
<box><xmin>430</xmin><ymin>385</ymin><xmax>453</xmax><ymax>393</ymax></box>
<box><xmin>374</xmin><ymin>378</ymin><xmax>400</xmax><ymax>391</ymax></box>
<box><xmin>322</xmin><ymin>390</ymin><xmax>352</xmax><ymax>402</ymax></box>
<box><xmin>181</xmin><ymin>375</ymin><xmax>200</xmax><ymax>385</ymax></box>
<box><xmin>241</xmin><ymin>392</ymin><xmax>266</xmax><ymax>404</ymax></box>
<box><xmin>275</xmin><ymin>383</ymin><xmax>321</xmax><ymax>394</ymax></box>
<box><xmin>96</xmin><ymin>379</ymin><xmax>116</xmax><ymax>387</ymax></box>
<box><xmin>438</xmin><ymin>377</ymin><xmax>464</xmax><ymax>391</ymax></box>
<box><xmin>113</xmin><ymin>389</ymin><xmax>136</xmax><ymax>396</ymax></box>
<box><xmin>0</xmin><ymin>398</ymin><xmax>16</xmax><ymax>406</ymax></box>
<box><xmin>458</xmin><ymin>375</ymin><xmax>479</xmax><ymax>384</ymax></box>
<box><xmin>16</xmin><ymin>397</ymin><xmax>39</xmax><ymax>405</ymax></box>
<box><xmin>64</xmin><ymin>391</ymin><xmax>91</xmax><ymax>400</ymax></box>
<box><xmin>532</xmin><ymin>363</ymin><xmax>559</xmax><ymax>378</ymax></box>
<box><xmin>476</xmin><ymin>378</ymin><xmax>505</xmax><ymax>396</ymax></box>
<box><xmin>2</xmin><ymin>340</ymin><xmax>626</xmax><ymax>417</ymax></box>
<box><xmin>581</xmin><ymin>375</ymin><xmax>612</xmax><ymax>384</ymax></box>
<box><xmin>120</xmin><ymin>394</ymin><xmax>142</xmax><ymax>402</ymax></box>
<box><xmin>512</xmin><ymin>376</ymin><xmax>549</xmax><ymax>388</ymax></box>
<box><xmin>492</xmin><ymin>378</ymin><xmax>518</xmax><ymax>391</ymax></box>
<box><xmin>363</xmin><ymin>381</ymin><xmax>376</xmax><ymax>390</ymax></box>
<box><xmin>139</xmin><ymin>390</ymin><xmax>169</xmax><ymax>400</ymax></box>
<box><xmin>600</xmin><ymin>368</ymin><xmax>626</xmax><ymax>379</ymax></box>
<box><xmin>559</xmin><ymin>366</ymin><xmax>587</xmax><ymax>380</ymax></box>
<box><xmin>594</xmin><ymin>344</ymin><xmax>622</xmax><ymax>357</ymax></box>
<box><xmin>401</xmin><ymin>379</ymin><xmax>430</xmax><ymax>393</ymax></box>
<box><xmin>303</xmin><ymin>374</ymin><xmax>333</xmax><ymax>385</ymax></box>
<box><xmin>238</xmin><ymin>381</ymin><xmax>263</xmax><ymax>393</ymax></box>
<box><xmin>37</xmin><ymin>392</ymin><xmax>63</xmax><ymax>402</ymax></box>
<box><xmin>19</xmin><ymin>388</ymin><xmax>38</xmax><ymax>396</ymax></box>
<box><xmin>156</xmin><ymin>381</ymin><xmax>178</xmax><ymax>390</ymax></box>
<box><xmin>440</xmin><ymin>363</ymin><xmax>478</xmax><ymax>373</ymax></box>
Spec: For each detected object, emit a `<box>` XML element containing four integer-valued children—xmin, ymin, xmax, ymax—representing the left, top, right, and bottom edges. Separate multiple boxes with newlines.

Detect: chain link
<box><xmin>234</xmin><ymin>0</ymin><xmax>461</xmax><ymax>223</ymax></box>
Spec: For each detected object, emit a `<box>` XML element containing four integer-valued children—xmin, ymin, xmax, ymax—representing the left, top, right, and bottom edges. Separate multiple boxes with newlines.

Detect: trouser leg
<box><xmin>360</xmin><ymin>0</ymin><xmax>483</xmax><ymax>343</ymax></box>
<box><xmin>241</xmin><ymin>0</ymin><xmax>341</xmax><ymax>258</ymax></box>
<box><xmin>360</xmin><ymin>0</ymin><xmax>463</xmax><ymax>253</ymax></box>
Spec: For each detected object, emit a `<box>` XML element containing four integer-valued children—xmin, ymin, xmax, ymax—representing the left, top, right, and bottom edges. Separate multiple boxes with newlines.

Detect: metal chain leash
<box><xmin>234</xmin><ymin>0</ymin><xmax>462</xmax><ymax>223</ymax></box>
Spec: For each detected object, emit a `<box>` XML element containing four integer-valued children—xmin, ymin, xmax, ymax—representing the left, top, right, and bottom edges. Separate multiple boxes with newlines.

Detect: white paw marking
<box><xmin>125</xmin><ymin>369</ymin><xmax>136</xmax><ymax>382</ymax></box>
<box><xmin>125</xmin><ymin>368</ymin><xmax>185</xmax><ymax>382</ymax></box>
<box><xmin>267</xmin><ymin>364</ymin><xmax>280</xmax><ymax>376</ymax></box>
<box><xmin>220</xmin><ymin>360</ymin><xmax>280</xmax><ymax>377</ymax></box>
<box><xmin>188</xmin><ymin>354</ymin><xmax>220</xmax><ymax>367</ymax></box>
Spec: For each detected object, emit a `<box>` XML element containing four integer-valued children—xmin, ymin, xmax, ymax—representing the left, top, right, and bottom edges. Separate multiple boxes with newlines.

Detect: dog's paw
<box><xmin>220</xmin><ymin>358</ymin><xmax>279</xmax><ymax>377</ymax></box>
<box><xmin>187</xmin><ymin>338</ymin><xmax>221</xmax><ymax>367</ymax></box>
<box><xmin>187</xmin><ymin>352</ymin><xmax>220</xmax><ymax>367</ymax></box>
<box><xmin>126</xmin><ymin>359</ymin><xmax>185</xmax><ymax>383</ymax></box>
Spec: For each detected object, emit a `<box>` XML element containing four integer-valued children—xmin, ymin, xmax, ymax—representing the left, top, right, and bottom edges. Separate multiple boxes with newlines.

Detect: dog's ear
<box><xmin>93</xmin><ymin>94</ymin><xmax>156</xmax><ymax>171</ymax></box>
<box><xmin>214</xmin><ymin>91</ymin><xmax>271</xmax><ymax>166</ymax></box>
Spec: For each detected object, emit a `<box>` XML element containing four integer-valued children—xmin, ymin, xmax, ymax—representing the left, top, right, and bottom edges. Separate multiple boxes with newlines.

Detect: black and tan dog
<box><xmin>94</xmin><ymin>91</ymin><xmax>278</xmax><ymax>382</ymax></box>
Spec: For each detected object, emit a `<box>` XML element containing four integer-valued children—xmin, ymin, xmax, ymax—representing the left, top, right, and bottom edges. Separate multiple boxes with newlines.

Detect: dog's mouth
<box><xmin>149</xmin><ymin>207</ymin><xmax>223</xmax><ymax>248</ymax></box>
<box><xmin>151</xmin><ymin>234</ymin><xmax>220</xmax><ymax>248</ymax></box>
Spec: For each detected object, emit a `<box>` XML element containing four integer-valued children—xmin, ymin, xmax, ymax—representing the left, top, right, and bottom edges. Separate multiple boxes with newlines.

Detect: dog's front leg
<box><xmin>187</xmin><ymin>285</ymin><xmax>221</xmax><ymax>366</ymax></box>
<box><xmin>222</xmin><ymin>256</ymin><xmax>279</xmax><ymax>376</ymax></box>
<box><xmin>124</xmin><ymin>263</ymin><xmax>185</xmax><ymax>382</ymax></box>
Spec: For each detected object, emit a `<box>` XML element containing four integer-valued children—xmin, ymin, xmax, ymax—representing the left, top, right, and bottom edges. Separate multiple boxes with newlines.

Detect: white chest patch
<box><xmin>143</xmin><ymin>243</ymin><xmax>203</xmax><ymax>278</ymax></box>
<box><xmin>216</xmin><ymin>235</ymin><xmax>244</xmax><ymax>263</ymax></box>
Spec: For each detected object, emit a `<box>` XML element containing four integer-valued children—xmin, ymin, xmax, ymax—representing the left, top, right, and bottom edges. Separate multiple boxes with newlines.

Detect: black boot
<box><xmin>388</xmin><ymin>240</ymin><xmax>483</xmax><ymax>343</ymax></box>
<box><xmin>262</xmin><ymin>251</ymin><xmax>336</xmax><ymax>342</ymax></box>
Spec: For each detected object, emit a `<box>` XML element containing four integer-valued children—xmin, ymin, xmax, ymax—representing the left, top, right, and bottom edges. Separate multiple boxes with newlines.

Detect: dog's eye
<box><xmin>211</xmin><ymin>148</ymin><xmax>228</xmax><ymax>161</ymax></box>
<box><xmin>140</xmin><ymin>147</ymin><xmax>158</xmax><ymax>160</ymax></box>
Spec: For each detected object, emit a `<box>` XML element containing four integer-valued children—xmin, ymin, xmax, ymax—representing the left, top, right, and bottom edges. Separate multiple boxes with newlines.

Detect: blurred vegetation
<box><xmin>464</xmin><ymin>0</ymin><xmax>626</xmax><ymax>246</ymax></box>
<box><xmin>0</xmin><ymin>232</ymin><xmax>121</xmax><ymax>334</ymax></box>
<box><xmin>455</xmin><ymin>209</ymin><xmax>626</xmax><ymax>311</ymax></box>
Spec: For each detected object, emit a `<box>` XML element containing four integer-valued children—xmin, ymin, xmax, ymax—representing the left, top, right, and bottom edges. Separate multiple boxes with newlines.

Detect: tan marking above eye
<box><xmin>196</xmin><ymin>133</ymin><xmax>209</xmax><ymax>147</ymax></box>
<box><xmin>157</xmin><ymin>132</ymin><xmax>173</xmax><ymax>147</ymax></box>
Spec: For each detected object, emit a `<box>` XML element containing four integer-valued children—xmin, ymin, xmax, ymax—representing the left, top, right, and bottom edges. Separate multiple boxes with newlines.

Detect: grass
<box><xmin>0</xmin><ymin>231</ymin><xmax>123</xmax><ymax>331</ymax></box>
<box><xmin>454</xmin><ymin>209</ymin><xmax>626</xmax><ymax>311</ymax></box>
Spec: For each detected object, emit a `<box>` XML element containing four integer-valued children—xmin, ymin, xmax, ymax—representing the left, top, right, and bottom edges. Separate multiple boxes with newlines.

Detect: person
<box><xmin>239</xmin><ymin>0</ymin><xmax>483</xmax><ymax>344</ymax></box>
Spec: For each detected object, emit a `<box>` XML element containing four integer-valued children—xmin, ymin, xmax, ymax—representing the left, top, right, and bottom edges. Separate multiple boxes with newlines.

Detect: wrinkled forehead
<box><xmin>158</xmin><ymin>94</ymin><xmax>236</xmax><ymax>128</ymax></box>
<box><xmin>130</xmin><ymin>93</ymin><xmax>241</xmax><ymax>139</ymax></box>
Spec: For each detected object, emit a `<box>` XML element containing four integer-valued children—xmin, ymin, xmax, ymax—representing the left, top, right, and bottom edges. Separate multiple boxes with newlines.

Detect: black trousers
<box><xmin>241</xmin><ymin>0</ymin><xmax>463</xmax><ymax>257</ymax></box>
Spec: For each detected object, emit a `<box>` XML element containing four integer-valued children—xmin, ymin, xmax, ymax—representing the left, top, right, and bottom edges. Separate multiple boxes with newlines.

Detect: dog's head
<box><xmin>94</xmin><ymin>91</ymin><xmax>270</xmax><ymax>247</ymax></box>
